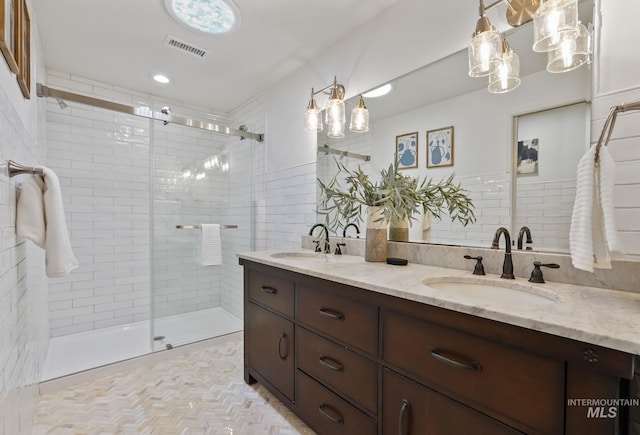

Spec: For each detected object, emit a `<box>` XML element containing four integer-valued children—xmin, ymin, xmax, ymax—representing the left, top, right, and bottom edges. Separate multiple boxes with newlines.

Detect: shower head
<box><xmin>55</xmin><ymin>98</ymin><xmax>68</xmax><ymax>110</ymax></box>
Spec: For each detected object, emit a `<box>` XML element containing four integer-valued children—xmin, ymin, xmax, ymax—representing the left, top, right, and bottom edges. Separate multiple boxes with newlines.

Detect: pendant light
<box><xmin>488</xmin><ymin>37</ymin><xmax>521</xmax><ymax>93</ymax></box>
<box><xmin>349</xmin><ymin>95</ymin><xmax>369</xmax><ymax>133</ymax></box>
<box><xmin>304</xmin><ymin>88</ymin><xmax>323</xmax><ymax>132</ymax></box>
<box><xmin>532</xmin><ymin>0</ymin><xmax>579</xmax><ymax>52</ymax></box>
<box><xmin>546</xmin><ymin>22</ymin><xmax>589</xmax><ymax>73</ymax></box>
<box><xmin>324</xmin><ymin>77</ymin><xmax>346</xmax><ymax>138</ymax></box>
<box><xmin>468</xmin><ymin>0</ymin><xmax>502</xmax><ymax>77</ymax></box>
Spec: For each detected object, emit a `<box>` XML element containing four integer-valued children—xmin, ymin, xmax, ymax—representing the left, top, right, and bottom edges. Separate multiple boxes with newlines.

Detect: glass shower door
<box><xmin>150</xmin><ymin>114</ymin><xmax>253</xmax><ymax>350</ymax></box>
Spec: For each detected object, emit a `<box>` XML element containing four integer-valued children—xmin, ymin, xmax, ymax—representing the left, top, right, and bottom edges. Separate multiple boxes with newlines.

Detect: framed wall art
<box><xmin>427</xmin><ymin>126</ymin><xmax>454</xmax><ymax>168</ymax></box>
<box><xmin>16</xmin><ymin>0</ymin><xmax>29</xmax><ymax>99</ymax></box>
<box><xmin>395</xmin><ymin>131</ymin><xmax>418</xmax><ymax>170</ymax></box>
<box><xmin>516</xmin><ymin>138</ymin><xmax>539</xmax><ymax>176</ymax></box>
<box><xmin>0</xmin><ymin>0</ymin><xmax>19</xmax><ymax>73</ymax></box>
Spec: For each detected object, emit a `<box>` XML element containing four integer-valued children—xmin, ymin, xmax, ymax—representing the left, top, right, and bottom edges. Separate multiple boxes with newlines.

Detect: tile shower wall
<box><xmin>152</xmin><ymin>119</ymin><xmax>227</xmax><ymax>318</ymax></box>
<box><xmin>0</xmin><ymin>86</ymin><xmax>49</xmax><ymax>432</ymax></box>
<box><xmin>44</xmin><ymin>71</ymin><xmax>250</xmax><ymax>335</ymax></box>
<box><xmin>45</xmin><ymin>71</ymin><xmax>152</xmax><ymax>338</ymax></box>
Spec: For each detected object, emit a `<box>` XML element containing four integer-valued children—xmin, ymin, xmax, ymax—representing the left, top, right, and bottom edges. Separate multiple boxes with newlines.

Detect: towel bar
<box><xmin>8</xmin><ymin>160</ymin><xmax>44</xmax><ymax>177</ymax></box>
<box><xmin>176</xmin><ymin>224</ymin><xmax>238</xmax><ymax>229</ymax></box>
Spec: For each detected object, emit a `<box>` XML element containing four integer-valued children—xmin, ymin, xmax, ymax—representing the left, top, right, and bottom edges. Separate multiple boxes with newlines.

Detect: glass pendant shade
<box><xmin>349</xmin><ymin>96</ymin><xmax>369</xmax><ymax>133</ymax></box>
<box><xmin>532</xmin><ymin>0</ymin><xmax>578</xmax><ymax>52</ymax></box>
<box><xmin>546</xmin><ymin>22</ymin><xmax>589</xmax><ymax>73</ymax></box>
<box><xmin>488</xmin><ymin>48</ymin><xmax>521</xmax><ymax>93</ymax></box>
<box><xmin>304</xmin><ymin>96</ymin><xmax>323</xmax><ymax>132</ymax></box>
<box><xmin>325</xmin><ymin>98</ymin><xmax>345</xmax><ymax>126</ymax></box>
<box><xmin>327</xmin><ymin>120</ymin><xmax>345</xmax><ymax>139</ymax></box>
<box><xmin>468</xmin><ymin>16</ymin><xmax>502</xmax><ymax>77</ymax></box>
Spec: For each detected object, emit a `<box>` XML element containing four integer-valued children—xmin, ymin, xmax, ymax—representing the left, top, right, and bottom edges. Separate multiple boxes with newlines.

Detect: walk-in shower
<box><xmin>38</xmin><ymin>82</ymin><xmax>260</xmax><ymax>380</ymax></box>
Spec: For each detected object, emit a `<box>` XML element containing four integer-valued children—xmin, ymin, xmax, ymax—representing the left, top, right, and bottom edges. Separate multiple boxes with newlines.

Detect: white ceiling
<box><xmin>32</xmin><ymin>0</ymin><xmax>402</xmax><ymax>113</ymax></box>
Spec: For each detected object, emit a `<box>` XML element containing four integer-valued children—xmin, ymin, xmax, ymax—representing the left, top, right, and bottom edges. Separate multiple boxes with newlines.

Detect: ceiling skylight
<box><xmin>165</xmin><ymin>0</ymin><xmax>241</xmax><ymax>35</ymax></box>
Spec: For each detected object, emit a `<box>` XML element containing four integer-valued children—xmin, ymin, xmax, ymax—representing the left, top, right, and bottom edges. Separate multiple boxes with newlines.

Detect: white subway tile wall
<box><xmin>46</xmin><ymin>71</ymin><xmax>153</xmax><ymax>338</ymax></box>
<box><xmin>593</xmin><ymin>88</ymin><xmax>640</xmax><ymax>259</ymax></box>
<box><xmin>45</xmin><ymin>71</ymin><xmax>254</xmax><ymax>337</ymax></box>
<box><xmin>0</xmin><ymin>86</ymin><xmax>49</xmax><ymax>434</ymax></box>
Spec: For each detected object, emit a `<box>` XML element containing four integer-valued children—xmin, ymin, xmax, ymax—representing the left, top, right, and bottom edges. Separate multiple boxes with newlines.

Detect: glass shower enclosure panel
<box><xmin>151</xmin><ymin>115</ymin><xmax>252</xmax><ymax>350</ymax></box>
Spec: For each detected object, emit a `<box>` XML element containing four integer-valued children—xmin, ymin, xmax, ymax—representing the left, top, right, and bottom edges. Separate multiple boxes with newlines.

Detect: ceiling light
<box><xmin>363</xmin><ymin>83</ymin><xmax>392</xmax><ymax>98</ymax></box>
<box><xmin>304</xmin><ymin>88</ymin><xmax>323</xmax><ymax>132</ymax></box>
<box><xmin>546</xmin><ymin>22</ymin><xmax>590</xmax><ymax>73</ymax></box>
<box><xmin>304</xmin><ymin>77</ymin><xmax>371</xmax><ymax>138</ymax></box>
<box><xmin>153</xmin><ymin>74</ymin><xmax>171</xmax><ymax>84</ymax></box>
<box><xmin>488</xmin><ymin>37</ymin><xmax>521</xmax><ymax>93</ymax></box>
<box><xmin>532</xmin><ymin>0</ymin><xmax>579</xmax><ymax>52</ymax></box>
<box><xmin>349</xmin><ymin>96</ymin><xmax>369</xmax><ymax>133</ymax></box>
<box><xmin>466</xmin><ymin>0</ymin><xmax>588</xmax><ymax>93</ymax></box>
<box><xmin>468</xmin><ymin>1</ymin><xmax>502</xmax><ymax>77</ymax></box>
<box><xmin>165</xmin><ymin>0</ymin><xmax>241</xmax><ymax>35</ymax></box>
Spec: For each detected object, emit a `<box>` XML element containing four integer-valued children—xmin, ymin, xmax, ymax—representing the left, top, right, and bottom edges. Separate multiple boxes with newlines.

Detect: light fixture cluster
<box><xmin>468</xmin><ymin>0</ymin><xmax>590</xmax><ymax>94</ymax></box>
<box><xmin>304</xmin><ymin>77</ymin><xmax>369</xmax><ymax>138</ymax></box>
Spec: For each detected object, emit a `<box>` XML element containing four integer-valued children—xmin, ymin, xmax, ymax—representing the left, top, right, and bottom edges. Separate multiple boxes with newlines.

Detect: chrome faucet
<box><xmin>517</xmin><ymin>226</ymin><xmax>533</xmax><ymax>250</ymax></box>
<box><xmin>343</xmin><ymin>223</ymin><xmax>360</xmax><ymax>238</ymax></box>
<box><xmin>309</xmin><ymin>223</ymin><xmax>330</xmax><ymax>253</ymax></box>
<box><xmin>491</xmin><ymin>227</ymin><xmax>515</xmax><ymax>279</ymax></box>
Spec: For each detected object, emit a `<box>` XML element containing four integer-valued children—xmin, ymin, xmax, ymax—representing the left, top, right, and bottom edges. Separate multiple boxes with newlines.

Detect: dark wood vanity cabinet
<box><xmin>241</xmin><ymin>260</ymin><xmax>636</xmax><ymax>434</ymax></box>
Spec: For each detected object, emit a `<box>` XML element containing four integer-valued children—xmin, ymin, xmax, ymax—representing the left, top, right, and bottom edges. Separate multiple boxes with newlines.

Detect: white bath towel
<box><xmin>570</xmin><ymin>144</ymin><xmax>622</xmax><ymax>272</ymax></box>
<box><xmin>200</xmin><ymin>224</ymin><xmax>222</xmax><ymax>266</ymax></box>
<box><xmin>16</xmin><ymin>168</ymin><xmax>79</xmax><ymax>277</ymax></box>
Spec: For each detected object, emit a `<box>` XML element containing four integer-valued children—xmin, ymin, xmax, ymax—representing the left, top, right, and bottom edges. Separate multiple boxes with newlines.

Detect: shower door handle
<box><xmin>278</xmin><ymin>333</ymin><xmax>288</xmax><ymax>360</ymax></box>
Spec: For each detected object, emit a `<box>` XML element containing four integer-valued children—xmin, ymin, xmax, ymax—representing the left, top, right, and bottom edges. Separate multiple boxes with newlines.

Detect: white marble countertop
<box><xmin>238</xmin><ymin>250</ymin><xmax>640</xmax><ymax>356</ymax></box>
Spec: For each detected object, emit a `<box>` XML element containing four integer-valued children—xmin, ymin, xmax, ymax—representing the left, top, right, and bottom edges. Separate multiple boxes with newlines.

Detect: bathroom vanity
<box><xmin>239</xmin><ymin>251</ymin><xmax>638</xmax><ymax>434</ymax></box>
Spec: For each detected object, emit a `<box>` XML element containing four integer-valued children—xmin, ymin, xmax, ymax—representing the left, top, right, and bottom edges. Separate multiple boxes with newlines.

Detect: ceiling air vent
<box><xmin>165</xmin><ymin>35</ymin><xmax>209</xmax><ymax>59</ymax></box>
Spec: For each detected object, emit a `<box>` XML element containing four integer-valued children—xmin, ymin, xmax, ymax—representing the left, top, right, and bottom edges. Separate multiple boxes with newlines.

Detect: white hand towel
<box><xmin>570</xmin><ymin>145</ymin><xmax>622</xmax><ymax>272</ymax></box>
<box><xmin>16</xmin><ymin>175</ymin><xmax>46</xmax><ymax>248</ymax></box>
<box><xmin>16</xmin><ymin>168</ymin><xmax>79</xmax><ymax>277</ymax></box>
<box><xmin>200</xmin><ymin>224</ymin><xmax>222</xmax><ymax>266</ymax></box>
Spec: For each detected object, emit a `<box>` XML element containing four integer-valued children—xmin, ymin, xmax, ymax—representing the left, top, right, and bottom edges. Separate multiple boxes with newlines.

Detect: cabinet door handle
<box><xmin>430</xmin><ymin>346</ymin><xmax>482</xmax><ymax>372</ymax></box>
<box><xmin>278</xmin><ymin>333</ymin><xmax>288</xmax><ymax>360</ymax></box>
<box><xmin>399</xmin><ymin>399</ymin><xmax>411</xmax><ymax>435</ymax></box>
<box><xmin>260</xmin><ymin>285</ymin><xmax>277</xmax><ymax>294</ymax></box>
<box><xmin>318</xmin><ymin>403</ymin><xmax>344</xmax><ymax>424</ymax></box>
<box><xmin>319</xmin><ymin>307</ymin><xmax>345</xmax><ymax>320</ymax></box>
<box><xmin>318</xmin><ymin>356</ymin><xmax>344</xmax><ymax>372</ymax></box>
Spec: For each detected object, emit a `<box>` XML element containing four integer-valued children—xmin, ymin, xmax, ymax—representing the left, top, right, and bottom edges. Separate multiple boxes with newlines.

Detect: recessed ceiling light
<box><xmin>165</xmin><ymin>0</ymin><xmax>241</xmax><ymax>35</ymax></box>
<box><xmin>153</xmin><ymin>74</ymin><xmax>171</xmax><ymax>84</ymax></box>
<box><xmin>363</xmin><ymin>83</ymin><xmax>392</xmax><ymax>98</ymax></box>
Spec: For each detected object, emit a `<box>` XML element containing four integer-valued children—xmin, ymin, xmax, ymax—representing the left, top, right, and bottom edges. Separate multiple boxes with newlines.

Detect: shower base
<box><xmin>40</xmin><ymin>307</ymin><xmax>242</xmax><ymax>381</ymax></box>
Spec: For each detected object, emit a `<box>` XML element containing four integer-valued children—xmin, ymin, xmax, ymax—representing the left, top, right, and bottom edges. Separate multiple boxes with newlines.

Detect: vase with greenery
<box><xmin>317</xmin><ymin>159</ymin><xmax>476</xmax><ymax>261</ymax></box>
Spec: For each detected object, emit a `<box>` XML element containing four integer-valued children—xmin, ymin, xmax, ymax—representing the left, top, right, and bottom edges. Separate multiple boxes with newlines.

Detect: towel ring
<box><xmin>8</xmin><ymin>160</ymin><xmax>44</xmax><ymax>178</ymax></box>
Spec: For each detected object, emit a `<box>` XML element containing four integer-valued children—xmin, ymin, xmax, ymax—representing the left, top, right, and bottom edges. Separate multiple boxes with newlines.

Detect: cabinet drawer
<box><xmin>247</xmin><ymin>303</ymin><xmax>295</xmax><ymax>401</ymax></box>
<box><xmin>296</xmin><ymin>370</ymin><xmax>377</xmax><ymax>435</ymax></box>
<box><xmin>248</xmin><ymin>269</ymin><xmax>294</xmax><ymax>317</ymax></box>
<box><xmin>297</xmin><ymin>326</ymin><xmax>378</xmax><ymax>414</ymax></box>
<box><xmin>297</xmin><ymin>284</ymin><xmax>378</xmax><ymax>354</ymax></box>
<box><xmin>382</xmin><ymin>368</ymin><xmax>523</xmax><ymax>435</ymax></box>
<box><xmin>383</xmin><ymin>310</ymin><xmax>564</xmax><ymax>434</ymax></box>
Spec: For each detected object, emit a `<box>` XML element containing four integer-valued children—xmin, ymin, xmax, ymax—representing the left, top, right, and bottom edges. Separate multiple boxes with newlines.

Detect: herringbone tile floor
<box><xmin>34</xmin><ymin>335</ymin><xmax>315</xmax><ymax>434</ymax></box>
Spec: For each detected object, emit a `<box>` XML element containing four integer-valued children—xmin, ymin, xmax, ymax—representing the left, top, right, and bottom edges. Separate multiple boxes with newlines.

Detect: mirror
<box><xmin>316</xmin><ymin>0</ymin><xmax>593</xmax><ymax>253</ymax></box>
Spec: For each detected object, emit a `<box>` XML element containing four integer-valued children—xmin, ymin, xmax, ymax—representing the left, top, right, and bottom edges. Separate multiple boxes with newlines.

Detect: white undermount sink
<box><xmin>270</xmin><ymin>251</ymin><xmax>322</xmax><ymax>259</ymax></box>
<box><xmin>422</xmin><ymin>276</ymin><xmax>560</xmax><ymax>305</ymax></box>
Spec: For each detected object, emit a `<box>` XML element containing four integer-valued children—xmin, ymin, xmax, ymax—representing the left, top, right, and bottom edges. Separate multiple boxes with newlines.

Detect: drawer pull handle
<box><xmin>318</xmin><ymin>403</ymin><xmax>344</xmax><ymax>424</ymax></box>
<box><xmin>319</xmin><ymin>307</ymin><xmax>345</xmax><ymax>320</ymax></box>
<box><xmin>399</xmin><ymin>399</ymin><xmax>411</xmax><ymax>435</ymax></box>
<box><xmin>319</xmin><ymin>356</ymin><xmax>344</xmax><ymax>372</ymax></box>
<box><xmin>430</xmin><ymin>346</ymin><xmax>482</xmax><ymax>372</ymax></box>
<box><xmin>278</xmin><ymin>333</ymin><xmax>288</xmax><ymax>360</ymax></box>
<box><xmin>261</xmin><ymin>285</ymin><xmax>278</xmax><ymax>294</ymax></box>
